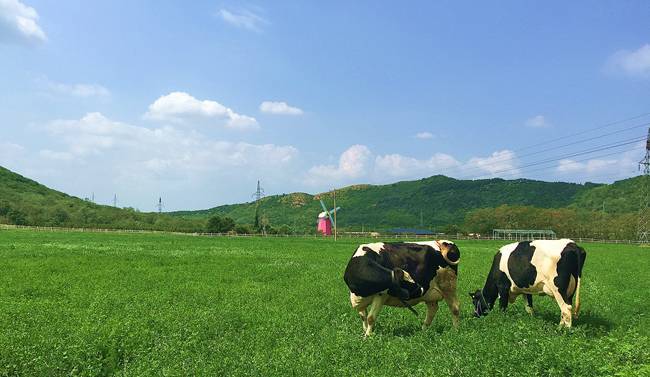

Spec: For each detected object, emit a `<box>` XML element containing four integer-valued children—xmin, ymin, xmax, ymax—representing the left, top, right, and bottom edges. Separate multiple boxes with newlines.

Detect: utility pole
<box><xmin>638</xmin><ymin>128</ymin><xmax>650</xmax><ymax>242</ymax></box>
<box><xmin>333</xmin><ymin>188</ymin><xmax>337</xmax><ymax>242</ymax></box>
<box><xmin>420</xmin><ymin>209</ymin><xmax>423</xmax><ymax>227</ymax></box>
<box><xmin>252</xmin><ymin>180</ymin><xmax>265</xmax><ymax>231</ymax></box>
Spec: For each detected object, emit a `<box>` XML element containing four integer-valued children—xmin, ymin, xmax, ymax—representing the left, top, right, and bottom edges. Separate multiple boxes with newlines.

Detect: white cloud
<box><xmin>23</xmin><ymin>112</ymin><xmax>300</xmax><ymax>209</ymax></box>
<box><xmin>144</xmin><ymin>92</ymin><xmax>259</xmax><ymax>130</ymax></box>
<box><xmin>39</xmin><ymin>149</ymin><xmax>74</xmax><ymax>161</ymax></box>
<box><xmin>218</xmin><ymin>8</ymin><xmax>267</xmax><ymax>32</ymax></box>
<box><xmin>607</xmin><ymin>44</ymin><xmax>650</xmax><ymax>79</ymax></box>
<box><xmin>375</xmin><ymin>153</ymin><xmax>460</xmax><ymax>178</ymax></box>
<box><xmin>0</xmin><ymin>0</ymin><xmax>46</xmax><ymax>44</ymax></box>
<box><xmin>556</xmin><ymin>158</ymin><xmax>619</xmax><ymax>173</ymax></box>
<box><xmin>525</xmin><ymin>115</ymin><xmax>550</xmax><ymax>128</ymax></box>
<box><xmin>555</xmin><ymin>143</ymin><xmax>641</xmax><ymax>182</ymax></box>
<box><xmin>306</xmin><ymin>145</ymin><xmax>372</xmax><ymax>184</ymax></box>
<box><xmin>305</xmin><ymin>145</ymin><xmax>520</xmax><ymax>186</ymax></box>
<box><xmin>415</xmin><ymin>132</ymin><xmax>434</xmax><ymax>139</ymax></box>
<box><xmin>45</xmin><ymin>112</ymin><xmax>293</xmax><ymax>165</ymax></box>
<box><xmin>466</xmin><ymin>150</ymin><xmax>520</xmax><ymax>177</ymax></box>
<box><xmin>0</xmin><ymin>141</ymin><xmax>25</xmax><ymax>163</ymax></box>
<box><xmin>259</xmin><ymin>101</ymin><xmax>303</xmax><ymax>115</ymax></box>
<box><xmin>48</xmin><ymin>81</ymin><xmax>110</xmax><ymax>98</ymax></box>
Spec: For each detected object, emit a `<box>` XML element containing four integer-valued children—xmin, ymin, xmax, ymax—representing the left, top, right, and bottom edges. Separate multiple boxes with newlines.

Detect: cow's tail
<box><xmin>573</xmin><ymin>246</ymin><xmax>586</xmax><ymax>318</ymax></box>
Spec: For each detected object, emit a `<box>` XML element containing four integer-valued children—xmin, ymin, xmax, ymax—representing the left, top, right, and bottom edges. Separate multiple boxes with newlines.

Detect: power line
<box><xmin>448</xmin><ymin>121</ymin><xmax>650</xmax><ymax>179</ymax></box>
<box><xmin>483</xmin><ymin>145</ymin><xmax>645</xmax><ymax>180</ymax></box>
<box><xmin>468</xmin><ymin>135</ymin><xmax>646</xmax><ymax>179</ymax></box>
<box><xmin>432</xmin><ymin>118</ymin><xmax>650</xmax><ymax>179</ymax></box>
<box><xmin>511</xmin><ymin>112</ymin><xmax>650</xmax><ymax>153</ymax></box>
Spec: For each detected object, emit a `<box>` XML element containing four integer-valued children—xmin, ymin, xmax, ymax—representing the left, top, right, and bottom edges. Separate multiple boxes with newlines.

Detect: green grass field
<box><xmin>1</xmin><ymin>230</ymin><xmax>648</xmax><ymax>376</ymax></box>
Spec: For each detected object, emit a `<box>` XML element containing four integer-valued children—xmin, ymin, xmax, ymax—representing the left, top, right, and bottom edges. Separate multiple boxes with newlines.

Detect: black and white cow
<box><xmin>470</xmin><ymin>239</ymin><xmax>586</xmax><ymax>328</ymax></box>
<box><xmin>344</xmin><ymin>240</ymin><xmax>461</xmax><ymax>337</ymax></box>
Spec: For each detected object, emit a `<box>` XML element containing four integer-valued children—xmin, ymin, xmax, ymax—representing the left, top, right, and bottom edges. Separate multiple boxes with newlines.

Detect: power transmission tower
<box><xmin>638</xmin><ymin>128</ymin><xmax>650</xmax><ymax>243</ymax></box>
<box><xmin>113</xmin><ymin>194</ymin><xmax>117</xmax><ymax>207</ymax></box>
<box><xmin>157</xmin><ymin>197</ymin><xmax>163</xmax><ymax>214</ymax></box>
<box><xmin>252</xmin><ymin>180</ymin><xmax>265</xmax><ymax>232</ymax></box>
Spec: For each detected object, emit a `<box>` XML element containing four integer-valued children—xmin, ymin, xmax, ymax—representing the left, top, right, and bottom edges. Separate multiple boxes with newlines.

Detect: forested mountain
<box><xmin>171</xmin><ymin>175</ymin><xmax>606</xmax><ymax>231</ymax></box>
<box><xmin>2</xmin><ymin>164</ymin><xmax>644</xmax><ymax>238</ymax></box>
<box><xmin>0</xmin><ymin>166</ymin><xmax>204</xmax><ymax>232</ymax></box>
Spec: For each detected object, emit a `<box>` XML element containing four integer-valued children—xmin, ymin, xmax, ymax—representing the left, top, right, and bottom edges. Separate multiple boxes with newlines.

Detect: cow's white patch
<box><xmin>498</xmin><ymin>239</ymin><xmax>578</xmax><ymax>327</ymax></box>
<box><xmin>352</xmin><ymin>242</ymin><xmax>384</xmax><ymax>257</ymax></box>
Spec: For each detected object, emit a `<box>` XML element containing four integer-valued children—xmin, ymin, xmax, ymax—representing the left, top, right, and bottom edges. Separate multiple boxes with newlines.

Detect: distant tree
<box><xmin>206</xmin><ymin>216</ymin><xmax>224</xmax><ymax>233</ymax></box>
<box><xmin>0</xmin><ymin>200</ymin><xmax>10</xmax><ymax>216</ymax></box>
<box><xmin>442</xmin><ymin>224</ymin><xmax>461</xmax><ymax>235</ymax></box>
<box><xmin>277</xmin><ymin>224</ymin><xmax>292</xmax><ymax>235</ymax></box>
<box><xmin>234</xmin><ymin>224</ymin><xmax>254</xmax><ymax>234</ymax></box>
<box><xmin>221</xmin><ymin>217</ymin><xmax>235</xmax><ymax>232</ymax></box>
<box><xmin>206</xmin><ymin>215</ymin><xmax>236</xmax><ymax>233</ymax></box>
<box><xmin>8</xmin><ymin>209</ymin><xmax>26</xmax><ymax>225</ymax></box>
<box><xmin>52</xmin><ymin>207</ymin><xmax>69</xmax><ymax>226</ymax></box>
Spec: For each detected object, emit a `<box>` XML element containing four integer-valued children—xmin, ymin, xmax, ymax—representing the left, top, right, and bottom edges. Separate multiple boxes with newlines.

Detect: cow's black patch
<box><xmin>343</xmin><ymin>254</ymin><xmax>394</xmax><ymax>297</ymax></box>
<box><xmin>473</xmin><ymin>251</ymin><xmax>513</xmax><ymax>316</ymax></box>
<box><xmin>380</xmin><ymin>242</ymin><xmax>457</xmax><ymax>291</ymax></box>
<box><xmin>554</xmin><ymin>242</ymin><xmax>587</xmax><ymax>304</ymax></box>
<box><xmin>344</xmin><ymin>241</ymin><xmax>458</xmax><ymax>300</ymax></box>
<box><xmin>507</xmin><ymin>241</ymin><xmax>537</xmax><ymax>288</ymax></box>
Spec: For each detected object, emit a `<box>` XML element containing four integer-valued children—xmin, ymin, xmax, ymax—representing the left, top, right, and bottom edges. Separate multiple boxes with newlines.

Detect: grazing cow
<box><xmin>344</xmin><ymin>240</ymin><xmax>461</xmax><ymax>337</ymax></box>
<box><xmin>470</xmin><ymin>239</ymin><xmax>586</xmax><ymax>327</ymax></box>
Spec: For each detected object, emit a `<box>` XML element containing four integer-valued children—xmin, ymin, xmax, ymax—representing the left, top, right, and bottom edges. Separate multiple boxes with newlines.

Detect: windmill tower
<box><xmin>317</xmin><ymin>198</ymin><xmax>340</xmax><ymax>236</ymax></box>
<box><xmin>637</xmin><ymin>128</ymin><xmax>650</xmax><ymax>242</ymax></box>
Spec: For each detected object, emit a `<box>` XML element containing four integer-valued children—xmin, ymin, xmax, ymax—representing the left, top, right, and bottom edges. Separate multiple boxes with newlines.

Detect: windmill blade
<box><xmin>319</xmin><ymin>200</ymin><xmax>331</xmax><ymax>218</ymax></box>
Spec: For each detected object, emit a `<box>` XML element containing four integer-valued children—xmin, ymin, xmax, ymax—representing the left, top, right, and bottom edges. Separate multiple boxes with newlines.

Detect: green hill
<box><xmin>2</xmin><ymin>164</ymin><xmax>644</xmax><ymax>237</ymax></box>
<box><xmin>570</xmin><ymin>175</ymin><xmax>645</xmax><ymax>214</ymax></box>
<box><xmin>0</xmin><ymin>166</ymin><xmax>203</xmax><ymax>232</ymax></box>
<box><xmin>171</xmin><ymin>175</ymin><xmax>610</xmax><ymax>232</ymax></box>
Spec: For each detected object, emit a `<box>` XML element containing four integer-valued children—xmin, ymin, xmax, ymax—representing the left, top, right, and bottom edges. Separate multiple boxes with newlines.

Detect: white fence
<box><xmin>1</xmin><ymin>223</ymin><xmax>646</xmax><ymax>244</ymax></box>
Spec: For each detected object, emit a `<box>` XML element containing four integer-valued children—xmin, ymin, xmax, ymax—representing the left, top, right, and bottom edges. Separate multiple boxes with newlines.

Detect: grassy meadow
<box><xmin>0</xmin><ymin>230</ymin><xmax>648</xmax><ymax>376</ymax></box>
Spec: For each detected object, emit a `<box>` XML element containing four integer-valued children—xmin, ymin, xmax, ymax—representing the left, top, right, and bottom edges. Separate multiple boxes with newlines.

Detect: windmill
<box><xmin>317</xmin><ymin>199</ymin><xmax>340</xmax><ymax>236</ymax></box>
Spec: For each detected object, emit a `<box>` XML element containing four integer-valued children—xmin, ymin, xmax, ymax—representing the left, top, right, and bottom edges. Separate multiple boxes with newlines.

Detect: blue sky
<box><xmin>1</xmin><ymin>1</ymin><xmax>649</xmax><ymax>211</ymax></box>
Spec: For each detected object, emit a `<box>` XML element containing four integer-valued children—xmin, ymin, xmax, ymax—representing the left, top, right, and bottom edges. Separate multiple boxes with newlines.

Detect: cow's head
<box><xmin>393</xmin><ymin>268</ymin><xmax>424</xmax><ymax>298</ymax></box>
<box><xmin>437</xmin><ymin>240</ymin><xmax>460</xmax><ymax>265</ymax></box>
<box><xmin>470</xmin><ymin>290</ymin><xmax>489</xmax><ymax>317</ymax></box>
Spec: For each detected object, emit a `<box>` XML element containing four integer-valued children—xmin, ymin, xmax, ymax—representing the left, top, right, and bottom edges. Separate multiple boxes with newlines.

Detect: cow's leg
<box><xmin>525</xmin><ymin>294</ymin><xmax>534</xmax><ymax>315</ymax></box>
<box><xmin>365</xmin><ymin>294</ymin><xmax>386</xmax><ymax>337</ymax></box>
<box><xmin>544</xmin><ymin>283</ymin><xmax>572</xmax><ymax>328</ymax></box>
<box><xmin>350</xmin><ymin>292</ymin><xmax>371</xmax><ymax>334</ymax></box>
<box><xmin>443</xmin><ymin>293</ymin><xmax>460</xmax><ymax>328</ymax></box>
<box><xmin>359</xmin><ymin>310</ymin><xmax>368</xmax><ymax>332</ymax></box>
<box><xmin>422</xmin><ymin>300</ymin><xmax>439</xmax><ymax>330</ymax></box>
<box><xmin>497</xmin><ymin>286</ymin><xmax>510</xmax><ymax>311</ymax></box>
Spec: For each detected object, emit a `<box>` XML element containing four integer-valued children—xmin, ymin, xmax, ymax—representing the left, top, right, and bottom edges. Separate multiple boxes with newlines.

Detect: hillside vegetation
<box><xmin>172</xmin><ymin>175</ymin><xmax>603</xmax><ymax>231</ymax></box>
<box><xmin>0</xmin><ymin>166</ymin><xmax>204</xmax><ymax>232</ymax></box>
<box><xmin>1</xmin><ymin>165</ymin><xmax>645</xmax><ymax>238</ymax></box>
